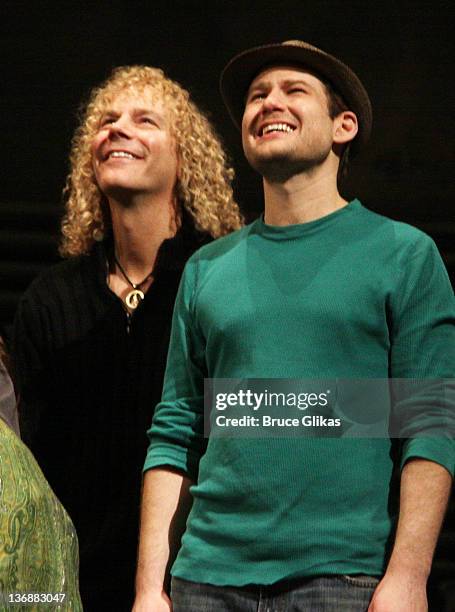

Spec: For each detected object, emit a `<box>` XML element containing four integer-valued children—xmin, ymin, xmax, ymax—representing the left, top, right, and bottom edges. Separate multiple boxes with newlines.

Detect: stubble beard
<box><xmin>247</xmin><ymin>145</ymin><xmax>331</xmax><ymax>184</ymax></box>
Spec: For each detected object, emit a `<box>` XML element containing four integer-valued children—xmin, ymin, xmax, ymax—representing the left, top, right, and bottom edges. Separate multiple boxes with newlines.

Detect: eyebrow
<box><xmin>101</xmin><ymin>108</ymin><xmax>161</xmax><ymax>116</ymax></box>
<box><xmin>99</xmin><ymin>108</ymin><xmax>166</xmax><ymax>126</ymax></box>
<box><xmin>248</xmin><ymin>77</ymin><xmax>317</xmax><ymax>93</ymax></box>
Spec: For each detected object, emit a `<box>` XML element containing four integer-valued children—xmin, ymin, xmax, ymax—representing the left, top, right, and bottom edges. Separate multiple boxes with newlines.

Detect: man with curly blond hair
<box><xmin>13</xmin><ymin>65</ymin><xmax>242</xmax><ymax>611</ymax></box>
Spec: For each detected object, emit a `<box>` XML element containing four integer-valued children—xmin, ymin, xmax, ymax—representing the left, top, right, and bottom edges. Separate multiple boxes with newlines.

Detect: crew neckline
<box><xmin>252</xmin><ymin>199</ymin><xmax>362</xmax><ymax>240</ymax></box>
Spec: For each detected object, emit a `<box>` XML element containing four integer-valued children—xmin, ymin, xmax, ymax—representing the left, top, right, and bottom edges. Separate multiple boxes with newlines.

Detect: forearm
<box><xmin>368</xmin><ymin>458</ymin><xmax>452</xmax><ymax>610</ymax></box>
<box><xmin>135</xmin><ymin>467</ymin><xmax>193</xmax><ymax>597</ymax></box>
<box><xmin>386</xmin><ymin>457</ymin><xmax>452</xmax><ymax>579</ymax></box>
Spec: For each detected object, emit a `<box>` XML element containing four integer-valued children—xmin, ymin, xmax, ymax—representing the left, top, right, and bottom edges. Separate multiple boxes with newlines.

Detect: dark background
<box><xmin>1</xmin><ymin>0</ymin><xmax>454</xmax><ymax>608</ymax></box>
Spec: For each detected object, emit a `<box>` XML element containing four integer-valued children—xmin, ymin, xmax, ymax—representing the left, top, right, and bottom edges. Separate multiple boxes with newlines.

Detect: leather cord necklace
<box><xmin>114</xmin><ymin>254</ymin><xmax>153</xmax><ymax>310</ymax></box>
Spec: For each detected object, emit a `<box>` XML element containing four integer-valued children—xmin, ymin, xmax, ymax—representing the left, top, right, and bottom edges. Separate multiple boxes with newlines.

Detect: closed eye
<box><xmin>100</xmin><ymin>116</ymin><xmax>117</xmax><ymax>127</ymax></box>
<box><xmin>247</xmin><ymin>91</ymin><xmax>266</xmax><ymax>103</ymax></box>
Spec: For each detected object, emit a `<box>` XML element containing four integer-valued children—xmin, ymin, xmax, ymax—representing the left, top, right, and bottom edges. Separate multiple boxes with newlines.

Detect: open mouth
<box><xmin>105</xmin><ymin>150</ymin><xmax>141</xmax><ymax>160</ymax></box>
<box><xmin>258</xmin><ymin>123</ymin><xmax>296</xmax><ymax>137</ymax></box>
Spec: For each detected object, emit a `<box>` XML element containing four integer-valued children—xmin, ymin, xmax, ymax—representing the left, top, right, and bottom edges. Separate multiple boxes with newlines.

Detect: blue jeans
<box><xmin>171</xmin><ymin>575</ymin><xmax>380</xmax><ymax>611</ymax></box>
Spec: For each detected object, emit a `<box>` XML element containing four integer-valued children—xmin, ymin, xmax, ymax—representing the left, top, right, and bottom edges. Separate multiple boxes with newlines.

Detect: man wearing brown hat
<box><xmin>134</xmin><ymin>41</ymin><xmax>454</xmax><ymax>611</ymax></box>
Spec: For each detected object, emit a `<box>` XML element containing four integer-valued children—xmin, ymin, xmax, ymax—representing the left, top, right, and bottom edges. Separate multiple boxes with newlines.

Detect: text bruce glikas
<box><xmin>211</xmin><ymin>388</ymin><xmax>342</xmax><ymax>430</ymax></box>
<box><xmin>215</xmin><ymin>389</ymin><xmax>329</xmax><ymax>411</ymax></box>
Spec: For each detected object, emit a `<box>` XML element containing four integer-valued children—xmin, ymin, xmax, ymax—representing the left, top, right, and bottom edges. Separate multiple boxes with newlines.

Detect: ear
<box><xmin>333</xmin><ymin>111</ymin><xmax>358</xmax><ymax>145</ymax></box>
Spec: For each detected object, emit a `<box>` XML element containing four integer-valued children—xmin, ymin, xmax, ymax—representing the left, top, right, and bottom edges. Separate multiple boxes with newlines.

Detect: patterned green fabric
<box><xmin>0</xmin><ymin>420</ymin><xmax>82</xmax><ymax>611</ymax></box>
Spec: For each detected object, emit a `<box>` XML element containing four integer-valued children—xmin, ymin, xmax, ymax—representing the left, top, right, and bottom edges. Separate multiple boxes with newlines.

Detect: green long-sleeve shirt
<box><xmin>144</xmin><ymin>199</ymin><xmax>455</xmax><ymax>585</ymax></box>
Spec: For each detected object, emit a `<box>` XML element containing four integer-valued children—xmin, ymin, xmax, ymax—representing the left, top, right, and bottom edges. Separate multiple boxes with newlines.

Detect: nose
<box><xmin>261</xmin><ymin>87</ymin><xmax>286</xmax><ymax>113</ymax></box>
<box><xmin>107</xmin><ymin>114</ymin><xmax>132</xmax><ymax>139</ymax></box>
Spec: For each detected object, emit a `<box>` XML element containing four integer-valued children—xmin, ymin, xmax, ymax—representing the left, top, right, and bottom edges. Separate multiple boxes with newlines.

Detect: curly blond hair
<box><xmin>60</xmin><ymin>65</ymin><xmax>243</xmax><ymax>257</ymax></box>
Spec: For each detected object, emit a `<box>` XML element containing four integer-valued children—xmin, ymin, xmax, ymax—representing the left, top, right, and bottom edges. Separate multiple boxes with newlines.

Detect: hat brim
<box><xmin>220</xmin><ymin>41</ymin><xmax>372</xmax><ymax>155</ymax></box>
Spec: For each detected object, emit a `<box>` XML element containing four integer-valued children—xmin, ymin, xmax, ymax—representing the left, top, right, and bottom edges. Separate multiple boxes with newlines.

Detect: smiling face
<box><xmin>91</xmin><ymin>87</ymin><xmax>178</xmax><ymax>202</ymax></box>
<box><xmin>242</xmin><ymin>65</ymin><xmax>346</xmax><ymax>181</ymax></box>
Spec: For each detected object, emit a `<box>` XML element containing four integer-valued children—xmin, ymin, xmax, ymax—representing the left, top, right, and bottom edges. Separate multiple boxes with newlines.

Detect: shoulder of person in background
<box><xmin>0</xmin><ymin>337</ymin><xmax>19</xmax><ymax>436</ymax></box>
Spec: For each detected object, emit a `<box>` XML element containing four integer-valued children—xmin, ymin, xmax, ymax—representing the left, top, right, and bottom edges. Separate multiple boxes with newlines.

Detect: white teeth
<box><xmin>262</xmin><ymin>123</ymin><xmax>295</xmax><ymax>135</ymax></box>
<box><xmin>109</xmin><ymin>151</ymin><xmax>136</xmax><ymax>160</ymax></box>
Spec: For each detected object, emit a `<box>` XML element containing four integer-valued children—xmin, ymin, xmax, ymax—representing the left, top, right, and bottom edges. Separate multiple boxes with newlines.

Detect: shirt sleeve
<box><xmin>389</xmin><ymin>232</ymin><xmax>455</xmax><ymax>475</ymax></box>
<box><xmin>143</xmin><ymin>255</ymin><xmax>207</xmax><ymax>481</ymax></box>
<box><xmin>0</xmin><ymin>358</ymin><xmax>19</xmax><ymax>436</ymax></box>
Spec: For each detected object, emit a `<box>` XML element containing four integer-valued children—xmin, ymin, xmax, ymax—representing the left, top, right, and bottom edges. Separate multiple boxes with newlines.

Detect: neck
<box><xmin>262</xmin><ymin>162</ymin><xmax>346</xmax><ymax>226</ymax></box>
<box><xmin>108</xmin><ymin>194</ymin><xmax>179</xmax><ymax>281</ymax></box>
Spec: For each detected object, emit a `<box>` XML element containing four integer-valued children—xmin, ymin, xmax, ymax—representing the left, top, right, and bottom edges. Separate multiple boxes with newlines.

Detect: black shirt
<box><xmin>13</xmin><ymin>224</ymin><xmax>208</xmax><ymax>611</ymax></box>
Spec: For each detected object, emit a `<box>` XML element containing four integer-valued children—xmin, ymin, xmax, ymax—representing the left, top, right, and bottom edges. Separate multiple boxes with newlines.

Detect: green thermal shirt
<box><xmin>144</xmin><ymin>199</ymin><xmax>455</xmax><ymax>586</ymax></box>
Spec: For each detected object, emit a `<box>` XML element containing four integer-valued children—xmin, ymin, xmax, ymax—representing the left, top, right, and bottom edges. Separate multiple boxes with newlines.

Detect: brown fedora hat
<box><xmin>220</xmin><ymin>40</ymin><xmax>372</xmax><ymax>155</ymax></box>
